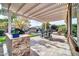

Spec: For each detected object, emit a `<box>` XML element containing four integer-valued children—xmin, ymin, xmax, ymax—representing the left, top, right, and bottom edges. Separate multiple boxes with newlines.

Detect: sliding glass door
<box><xmin>72</xmin><ymin>4</ymin><xmax>77</xmax><ymax>46</ymax></box>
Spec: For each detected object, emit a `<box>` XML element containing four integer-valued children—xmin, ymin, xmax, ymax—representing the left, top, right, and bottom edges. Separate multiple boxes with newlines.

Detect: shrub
<box><xmin>72</xmin><ymin>24</ymin><xmax>77</xmax><ymax>37</ymax></box>
<box><xmin>0</xmin><ymin>29</ymin><xmax>5</xmax><ymax>36</ymax></box>
<box><xmin>58</xmin><ymin>25</ymin><xmax>67</xmax><ymax>36</ymax></box>
<box><xmin>51</xmin><ymin>25</ymin><xmax>58</xmax><ymax>32</ymax></box>
<box><xmin>57</xmin><ymin>24</ymin><xmax>77</xmax><ymax>37</ymax></box>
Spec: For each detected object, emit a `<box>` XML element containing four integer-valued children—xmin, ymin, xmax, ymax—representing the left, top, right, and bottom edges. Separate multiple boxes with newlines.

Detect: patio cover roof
<box><xmin>2</xmin><ymin>3</ymin><xmax>77</xmax><ymax>22</ymax></box>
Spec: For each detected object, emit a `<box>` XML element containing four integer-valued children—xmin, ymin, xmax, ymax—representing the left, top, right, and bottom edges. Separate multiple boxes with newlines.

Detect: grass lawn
<box><xmin>28</xmin><ymin>33</ymin><xmax>38</xmax><ymax>37</ymax></box>
<box><xmin>0</xmin><ymin>36</ymin><xmax>6</xmax><ymax>43</ymax></box>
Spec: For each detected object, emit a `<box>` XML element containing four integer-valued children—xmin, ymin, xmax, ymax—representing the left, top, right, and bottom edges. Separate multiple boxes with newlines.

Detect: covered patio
<box><xmin>0</xmin><ymin>3</ymin><xmax>78</xmax><ymax>56</ymax></box>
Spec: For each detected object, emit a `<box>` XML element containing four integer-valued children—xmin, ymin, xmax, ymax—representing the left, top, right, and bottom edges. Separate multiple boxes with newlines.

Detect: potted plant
<box><xmin>11</xmin><ymin>29</ymin><xmax>20</xmax><ymax>38</ymax></box>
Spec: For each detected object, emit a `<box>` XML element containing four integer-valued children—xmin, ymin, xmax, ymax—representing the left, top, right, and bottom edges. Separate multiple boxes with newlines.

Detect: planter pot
<box><xmin>12</xmin><ymin>34</ymin><xmax>19</xmax><ymax>38</ymax></box>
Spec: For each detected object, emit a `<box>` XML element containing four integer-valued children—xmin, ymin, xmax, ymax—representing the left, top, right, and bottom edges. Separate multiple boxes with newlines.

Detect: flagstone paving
<box><xmin>30</xmin><ymin>36</ymin><xmax>72</xmax><ymax>56</ymax></box>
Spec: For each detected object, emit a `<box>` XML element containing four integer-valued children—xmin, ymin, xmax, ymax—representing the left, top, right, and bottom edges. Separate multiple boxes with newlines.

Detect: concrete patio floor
<box><xmin>0</xmin><ymin>35</ymin><xmax>72</xmax><ymax>56</ymax></box>
<box><xmin>0</xmin><ymin>44</ymin><xmax>3</xmax><ymax>56</ymax></box>
<box><xmin>30</xmin><ymin>36</ymin><xmax>72</xmax><ymax>56</ymax></box>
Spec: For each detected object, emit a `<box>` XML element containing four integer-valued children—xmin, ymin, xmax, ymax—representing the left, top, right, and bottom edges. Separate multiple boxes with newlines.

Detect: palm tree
<box><xmin>13</xmin><ymin>17</ymin><xmax>30</xmax><ymax>31</ymax></box>
<box><xmin>0</xmin><ymin>19</ymin><xmax>8</xmax><ymax>30</ymax></box>
<box><xmin>42</xmin><ymin>22</ymin><xmax>50</xmax><ymax>31</ymax></box>
<box><xmin>41</xmin><ymin>22</ymin><xmax>50</xmax><ymax>38</ymax></box>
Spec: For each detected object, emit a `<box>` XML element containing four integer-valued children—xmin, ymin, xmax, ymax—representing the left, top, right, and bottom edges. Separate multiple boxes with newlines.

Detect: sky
<box><xmin>0</xmin><ymin>15</ymin><xmax>8</xmax><ymax>19</ymax></box>
<box><xmin>29</xmin><ymin>18</ymin><xmax>77</xmax><ymax>27</ymax></box>
<box><xmin>50</xmin><ymin>18</ymin><xmax>77</xmax><ymax>25</ymax></box>
<box><xmin>50</xmin><ymin>20</ymin><xmax>65</xmax><ymax>25</ymax></box>
<box><xmin>29</xmin><ymin>20</ymin><xmax>42</xmax><ymax>27</ymax></box>
<box><xmin>72</xmin><ymin>18</ymin><xmax>77</xmax><ymax>24</ymax></box>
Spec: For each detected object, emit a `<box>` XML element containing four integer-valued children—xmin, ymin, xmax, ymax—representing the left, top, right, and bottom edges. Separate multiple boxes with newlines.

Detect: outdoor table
<box><xmin>5</xmin><ymin>33</ymin><xmax>30</xmax><ymax>56</ymax></box>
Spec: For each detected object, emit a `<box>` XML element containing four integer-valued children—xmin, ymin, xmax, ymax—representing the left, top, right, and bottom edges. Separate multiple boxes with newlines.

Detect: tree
<box><xmin>72</xmin><ymin>24</ymin><xmax>77</xmax><ymax>37</ymax></box>
<box><xmin>0</xmin><ymin>19</ymin><xmax>8</xmax><ymax>30</ymax></box>
<box><xmin>57</xmin><ymin>25</ymin><xmax>67</xmax><ymax>36</ymax></box>
<box><xmin>13</xmin><ymin>17</ymin><xmax>30</xmax><ymax>31</ymax></box>
<box><xmin>42</xmin><ymin>22</ymin><xmax>50</xmax><ymax>31</ymax></box>
<box><xmin>51</xmin><ymin>25</ymin><xmax>58</xmax><ymax>32</ymax></box>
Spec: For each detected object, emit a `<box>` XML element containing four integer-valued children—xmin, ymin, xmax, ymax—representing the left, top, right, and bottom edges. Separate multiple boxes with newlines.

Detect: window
<box><xmin>71</xmin><ymin>4</ymin><xmax>77</xmax><ymax>44</ymax></box>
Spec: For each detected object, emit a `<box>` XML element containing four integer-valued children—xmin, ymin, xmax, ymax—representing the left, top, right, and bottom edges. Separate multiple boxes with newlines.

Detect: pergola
<box><xmin>2</xmin><ymin>3</ymin><xmax>68</xmax><ymax>22</ymax></box>
<box><xmin>1</xmin><ymin>3</ymin><xmax>79</xmax><ymax>55</ymax></box>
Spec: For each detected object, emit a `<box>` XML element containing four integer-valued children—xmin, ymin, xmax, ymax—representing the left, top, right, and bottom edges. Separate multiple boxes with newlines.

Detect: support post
<box><xmin>77</xmin><ymin>6</ymin><xmax>79</xmax><ymax>47</ymax></box>
<box><xmin>6</xmin><ymin>11</ymin><xmax>12</xmax><ymax>56</ymax></box>
<box><xmin>8</xmin><ymin>12</ymin><xmax>11</xmax><ymax>34</ymax></box>
<box><xmin>67</xmin><ymin>3</ymin><xmax>74</xmax><ymax>55</ymax></box>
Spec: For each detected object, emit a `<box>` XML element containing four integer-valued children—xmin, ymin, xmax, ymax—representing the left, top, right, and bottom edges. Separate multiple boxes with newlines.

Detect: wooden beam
<box><xmin>28</xmin><ymin>4</ymin><xmax>53</xmax><ymax>17</ymax></box>
<box><xmin>34</xmin><ymin>4</ymin><xmax>67</xmax><ymax>18</ymax></box>
<box><xmin>67</xmin><ymin>3</ymin><xmax>72</xmax><ymax>35</ymax></box>
<box><xmin>29</xmin><ymin>4</ymin><xmax>56</xmax><ymax>17</ymax></box>
<box><xmin>8</xmin><ymin>3</ymin><xmax>11</xmax><ymax>11</ymax></box>
<box><xmin>77</xmin><ymin>4</ymin><xmax>79</xmax><ymax>47</ymax></box>
<box><xmin>16</xmin><ymin>3</ymin><xmax>25</xmax><ymax>13</ymax></box>
<box><xmin>23</xmin><ymin>3</ymin><xmax>40</xmax><ymax>15</ymax></box>
<box><xmin>37</xmin><ymin>13</ymin><xmax>66</xmax><ymax>21</ymax></box>
<box><xmin>28</xmin><ymin>17</ymin><xmax>43</xmax><ymax>22</ymax></box>
<box><xmin>31</xmin><ymin>4</ymin><xmax>58</xmax><ymax>17</ymax></box>
<box><xmin>33</xmin><ymin>4</ymin><xmax>66</xmax><ymax>17</ymax></box>
<box><xmin>35</xmin><ymin>9</ymin><xmax>67</xmax><ymax>19</ymax></box>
